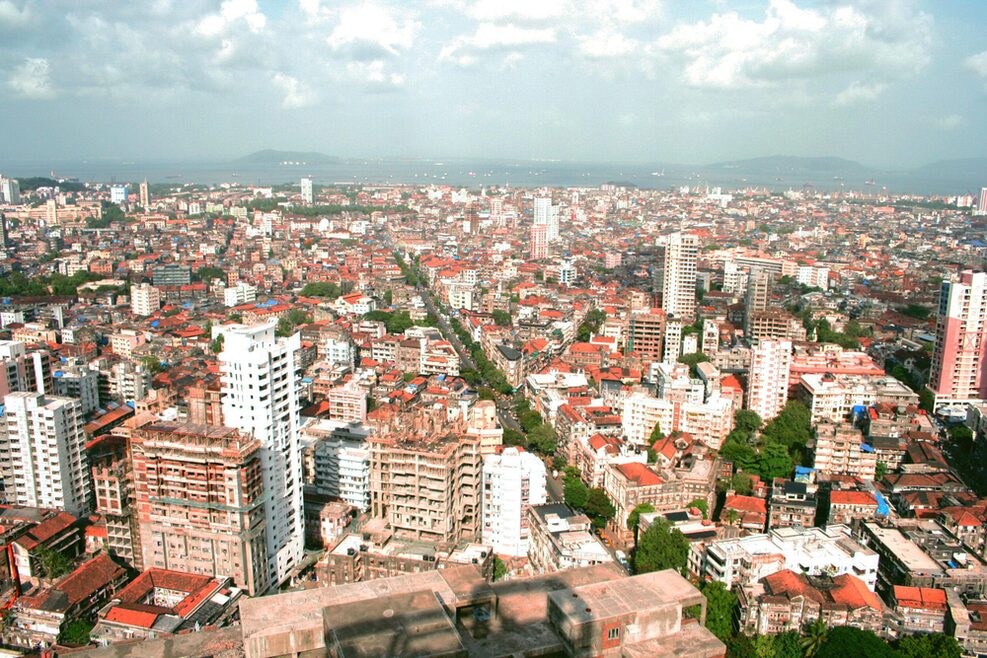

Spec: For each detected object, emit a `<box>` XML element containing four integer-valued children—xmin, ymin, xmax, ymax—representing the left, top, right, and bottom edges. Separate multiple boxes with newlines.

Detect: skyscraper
<box><xmin>0</xmin><ymin>177</ymin><xmax>20</xmax><ymax>204</ymax></box>
<box><xmin>978</xmin><ymin>187</ymin><xmax>987</xmax><ymax>216</ymax></box>
<box><xmin>530</xmin><ymin>223</ymin><xmax>548</xmax><ymax>260</ymax></box>
<box><xmin>661</xmin><ymin>232</ymin><xmax>699</xmax><ymax>319</ymax></box>
<box><xmin>929</xmin><ymin>270</ymin><xmax>987</xmax><ymax>409</ymax></box>
<box><xmin>214</xmin><ymin>320</ymin><xmax>303</xmax><ymax>589</ymax></box>
<box><xmin>300</xmin><ymin>177</ymin><xmax>314</xmax><ymax>205</ymax></box>
<box><xmin>139</xmin><ymin>179</ymin><xmax>150</xmax><ymax>210</ymax></box>
<box><xmin>1</xmin><ymin>392</ymin><xmax>91</xmax><ymax>516</ymax></box>
<box><xmin>110</xmin><ymin>184</ymin><xmax>129</xmax><ymax>206</ymax></box>
<box><xmin>744</xmin><ymin>268</ymin><xmax>772</xmax><ymax>335</ymax></box>
<box><xmin>747</xmin><ymin>339</ymin><xmax>792</xmax><ymax>422</ymax></box>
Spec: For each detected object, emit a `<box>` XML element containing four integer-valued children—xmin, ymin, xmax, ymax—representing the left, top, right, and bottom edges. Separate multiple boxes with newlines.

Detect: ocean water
<box><xmin>0</xmin><ymin>157</ymin><xmax>983</xmax><ymax>197</ymax></box>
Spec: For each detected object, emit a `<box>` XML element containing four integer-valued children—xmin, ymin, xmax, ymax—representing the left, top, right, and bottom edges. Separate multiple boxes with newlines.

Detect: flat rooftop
<box><xmin>865</xmin><ymin>524</ymin><xmax>943</xmax><ymax>574</ymax></box>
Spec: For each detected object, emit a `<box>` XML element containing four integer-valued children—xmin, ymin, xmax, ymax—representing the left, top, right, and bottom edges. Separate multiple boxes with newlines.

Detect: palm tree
<box><xmin>801</xmin><ymin>619</ymin><xmax>828</xmax><ymax>657</ymax></box>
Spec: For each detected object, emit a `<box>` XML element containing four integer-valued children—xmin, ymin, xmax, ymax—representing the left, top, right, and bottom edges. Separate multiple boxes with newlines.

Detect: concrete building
<box><xmin>151</xmin><ymin>264</ymin><xmax>191</xmax><ymax>287</ymax></box>
<box><xmin>139</xmin><ymin>179</ymin><xmax>150</xmax><ymax>209</ymax></box>
<box><xmin>223</xmin><ymin>282</ymin><xmax>257</xmax><ymax>307</ymax></box>
<box><xmin>527</xmin><ymin>503</ymin><xmax>614</xmax><ymax>574</ymax></box>
<box><xmin>747</xmin><ymin>339</ymin><xmax>792</xmax><ymax>422</ymax></box>
<box><xmin>798</xmin><ymin>373</ymin><xmax>918</xmax><ymax>424</ymax></box>
<box><xmin>627</xmin><ymin>309</ymin><xmax>666</xmax><ymax>365</ymax></box>
<box><xmin>930</xmin><ymin>270</ymin><xmax>987</xmax><ymax>411</ymax></box>
<box><xmin>301</xmin><ymin>420</ymin><xmax>370</xmax><ymax>512</ymax></box>
<box><xmin>689</xmin><ymin>525</ymin><xmax>879</xmax><ymax>591</ymax></box>
<box><xmin>89</xmin><ymin>434</ymin><xmax>142</xmax><ymax>570</ymax></box>
<box><xmin>768</xmin><ymin>478</ymin><xmax>818</xmax><ymax>530</ymax></box>
<box><xmin>481</xmin><ymin>447</ymin><xmax>547</xmax><ymax>557</ymax></box>
<box><xmin>661</xmin><ymin>232</ymin><xmax>699</xmax><ymax>319</ymax></box>
<box><xmin>370</xmin><ymin>430</ymin><xmax>482</xmax><ymax>543</ymax></box>
<box><xmin>0</xmin><ymin>340</ymin><xmax>53</xmax><ymax>399</ymax></box>
<box><xmin>132</xmin><ymin>423</ymin><xmax>269</xmax><ymax>596</ymax></box>
<box><xmin>530</xmin><ymin>222</ymin><xmax>548</xmax><ymax>260</ymax></box>
<box><xmin>0</xmin><ymin>176</ymin><xmax>21</xmax><ymax>204</ymax></box>
<box><xmin>52</xmin><ymin>363</ymin><xmax>100</xmax><ymax>415</ymax></box>
<box><xmin>300</xmin><ymin>177</ymin><xmax>314</xmax><ymax>204</ymax></box>
<box><xmin>237</xmin><ymin>563</ymin><xmax>724</xmax><ymax>658</ymax></box>
<box><xmin>131</xmin><ymin>282</ymin><xmax>161</xmax><ymax>317</ymax></box>
<box><xmin>1</xmin><ymin>392</ymin><xmax>91</xmax><ymax>517</ymax></box>
<box><xmin>214</xmin><ymin>320</ymin><xmax>304</xmax><ymax>590</ymax></box>
<box><xmin>811</xmin><ymin>422</ymin><xmax>877</xmax><ymax>480</ymax></box>
<box><xmin>744</xmin><ymin>268</ymin><xmax>771</xmax><ymax>335</ymax></box>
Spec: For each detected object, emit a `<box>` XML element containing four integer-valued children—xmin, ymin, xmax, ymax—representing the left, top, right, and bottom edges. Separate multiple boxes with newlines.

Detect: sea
<box><xmin>0</xmin><ymin>157</ymin><xmax>984</xmax><ymax>197</ymax></box>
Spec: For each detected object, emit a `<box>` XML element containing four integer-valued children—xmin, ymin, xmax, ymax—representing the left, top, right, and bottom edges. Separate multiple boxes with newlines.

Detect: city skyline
<box><xmin>1</xmin><ymin>0</ymin><xmax>986</xmax><ymax>167</ymax></box>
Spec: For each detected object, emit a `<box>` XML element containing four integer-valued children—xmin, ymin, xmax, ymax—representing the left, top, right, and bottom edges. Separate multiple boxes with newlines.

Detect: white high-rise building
<box><xmin>214</xmin><ymin>320</ymin><xmax>303</xmax><ymax>589</ymax></box>
<box><xmin>110</xmin><ymin>184</ymin><xmax>129</xmax><ymax>206</ymax></box>
<box><xmin>661</xmin><ymin>232</ymin><xmax>699</xmax><ymax>319</ymax></box>
<box><xmin>747</xmin><ymin>339</ymin><xmax>792</xmax><ymax>421</ymax></box>
<box><xmin>534</xmin><ymin>196</ymin><xmax>559</xmax><ymax>242</ymax></box>
<box><xmin>131</xmin><ymin>282</ymin><xmax>161</xmax><ymax>317</ymax></box>
<box><xmin>481</xmin><ymin>447</ymin><xmax>547</xmax><ymax>556</ymax></box>
<box><xmin>0</xmin><ymin>177</ymin><xmax>21</xmax><ymax>204</ymax></box>
<box><xmin>977</xmin><ymin>187</ymin><xmax>987</xmax><ymax>216</ymax></box>
<box><xmin>930</xmin><ymin>270</ymin><xmax>987</xmax><ymax>409</ymax></box>
<box><xmin>300</xmin><ymin>177</ymin><xmax>314</xmax><ymax>205</ymax></box>
<box><xmin>1</xmin><ymin>392</ymin><xmax>91</xmax><ymax>516</ymax></box>
<box><xmin>139</xmin><ymin>179</ymin><xmax>150</xmax><ymax>209</ymax></box>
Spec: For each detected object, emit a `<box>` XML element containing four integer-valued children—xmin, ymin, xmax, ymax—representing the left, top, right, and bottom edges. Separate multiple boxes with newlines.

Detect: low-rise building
<box><xmin>527</xmin><ymin>503</ymin><xmax>614</xmax><ymax>574</ymax></box>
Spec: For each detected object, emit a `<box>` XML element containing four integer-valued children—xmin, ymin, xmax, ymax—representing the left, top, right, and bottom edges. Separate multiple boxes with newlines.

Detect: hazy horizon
<box><xmin>1</xmin><ymin>1</ymin><xmax>986</xmax><ymax>169</ymax></box>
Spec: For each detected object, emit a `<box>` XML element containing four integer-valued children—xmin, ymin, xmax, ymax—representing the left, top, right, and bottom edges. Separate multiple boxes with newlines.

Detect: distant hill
<box><xmin>234</xmin><ymin>149</ymin><xmax>339</xmax><ymax>164</ymax></box>
<box><xmin>705</xmin><ymin>155</ymin><xmax>870</xmax><ymax>174</ymax></box>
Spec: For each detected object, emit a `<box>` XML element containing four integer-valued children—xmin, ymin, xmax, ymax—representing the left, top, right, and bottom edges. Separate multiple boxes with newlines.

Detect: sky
<box><xmin>1</xmin><ymin>0</ymin><xmax>986</xmax><ymax>168</ymax></box>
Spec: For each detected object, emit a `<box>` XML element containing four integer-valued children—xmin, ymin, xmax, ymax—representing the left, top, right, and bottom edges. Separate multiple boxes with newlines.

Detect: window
<box><xmin>607</xmin><ymin>627</ymin><xmax>620</xmax><ymax>641</ymax></box>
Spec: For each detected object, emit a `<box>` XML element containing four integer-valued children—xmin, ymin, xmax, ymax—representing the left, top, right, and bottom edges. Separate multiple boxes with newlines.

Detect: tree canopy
<box><xmin>633</xmin><ymin>517</ymin><xmax>688</xmax><ymax>575</ymax></box>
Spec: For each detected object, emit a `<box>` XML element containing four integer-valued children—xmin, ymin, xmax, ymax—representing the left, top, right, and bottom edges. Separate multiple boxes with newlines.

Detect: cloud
<box><xmin>577</xmin><ymin>30</ymin><xmax>637</xmax><ymax>59</ymax></box>
<box><xmin>272</xmin><ymin>72</ymin><xmax>317</xmax><ymax>108</ymax></box>
<box><xmin>0</xmin><ymin>0</ymin><xmax>30</xmax><ymax>28</ymax></box>
<box><xmin>464</xmin><ymin>0</ymin><xmax>567</xmax><ymax>23</ymax></box>
<box><xmin>934</xmin><ymin>114</ymin><xmax>962</xmax><ymax>130</ymax></box>
<box><xmin>7</xmin><ymin>57</ymin><xmax>55</xmax><ymax>99</ymax></box>
<box><xmin>326</xmin><ymin>3</ymin><xmax>418</xmax><ymax>59</ymax></box>
<box><xmin>196</xmin><ymin>0</ymin><xmax>266</xmax><ymax>37</ymax></box>
<box><xmin>966</xmin><ymin>50</ymin><xmax>987</xmax><ymax>86</ymax></box>
<box><xmin>345</xmin><ymin>60</ymin><xmax>405</xmax><ymax>91</ymax></box>
<box><xmin>656</xmin><ymin>0</ymin><xmax>931</xmax><ymax>92</ymax></box>
<box><xmin>833</xmin><ymin>81</ymin><xmax>887</xmax><ymax>107</ymax></box>
<box><xmin>439</xmin><ymin>23</ymin><xmax>556</xmax><ymax>66</ymax></box>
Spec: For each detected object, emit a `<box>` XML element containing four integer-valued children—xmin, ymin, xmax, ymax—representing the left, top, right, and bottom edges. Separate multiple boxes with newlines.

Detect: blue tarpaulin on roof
<box><xmin>875</xmin><ymin>491</ymin><xmax>890</xmax><ymax>516</ymax></box>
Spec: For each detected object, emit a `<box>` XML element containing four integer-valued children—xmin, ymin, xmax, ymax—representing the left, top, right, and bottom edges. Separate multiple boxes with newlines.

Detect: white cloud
<box><xmin>7</xmin><ymin>57</ymin><xmax>55</xmax><ymax>99</ymax></box>
<box><xmin>439</xmin><ymin>23</ymin><xmax>556</xmax><ymax>66</ymax></box>
<box><xmin>326</xmin><ymin>3</ymin><xmax>418</xmax><ymax>59</ymax></box>
<box><xmin>346</xmin><ymin>60</ymin><xmax>405</xmax><ymax>89</ymax></box>
<box><xmin>966</xmin><ymin>50</ymin><xmax>987</xmax><ymax>86</ymax></box>
<box><xmin>0</xmin><ymin>0</ymin><xmax>30</xmax><ymax>28</ymax></box>
<box><xmin>272</xmin><ymin>72</ymin><xmax>317</xmax><ymax>108</ymax></box>
<box><xmin>197</xmin><ymin>0</ymin><xmax>266</xmax><ymax>37</ymax></box>
<box><xmin>465</xmin><ymin>0</ymin><xmax>567</xmax><ymax>23</ymax></box>
<box><xmin>656</xmin><ymin>0</ymin><xmax>931</xmax><ymax>92</ymax></box>
<box><xmin>833</xmin><ymin>81</ymin><xmax>887</xmax><ymax>107</ymax></box>
<box><xmin>935</xmin><ymin>114</ymin><xmax>963</xmax><ymax>130</ymax></box>
<box><xmin>577</xmin><ymin>30</ymin><xmax>637</xmax><ymax>59</ymax></box>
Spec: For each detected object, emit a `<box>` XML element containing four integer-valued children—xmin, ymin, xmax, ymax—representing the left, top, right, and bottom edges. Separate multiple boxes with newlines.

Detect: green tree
<box><xmin>35</xmin><ymin>545</ymin><xmax>72</xmax><ymax>580</ymax></box>
<box><xmin>210</xmin><ymin>333</ymin><xmax>224</xmax><ymax>354</ymax></box>
<box><xmin>300</xmin><ymin>281</ymin><xmax>341</xmax><ymax>298</ymax></box>
<box><xmin>770</xmin><ymin>632</ymin><xmax>803</xmax><ymax>658</ymax></box>
<box><xmin>758</xmin><ymin>442</ymin><xmax>794</xmax><ymax>480</ymax></box>
<box><xmin>196</xmin><ymin>266</ymin><xmax>225</xmax><ymax>282</ymax></box>
<box><xmin>729</xmin><ymin>473</ymin><xmax>754</xmax><ymax>495</ymax></box>
<box><xmin>583</xmin><ymin>488</ymin><xmax>615</xmax><ymax>528</ymax></box>
<box><xmin>633</xmin><ymin>517</ymin><xmax>688</xmax><ymax>575</ymax></box>
<box><xmin>563</xmin><ymin>476</ymin><xmax>589</xmax><ymax>509</ymax></box>
<box><xmin>528</xmin><ymin>423</ymin><xmax>557</xmax><ymax>455</ymax></box>
<box><xmin>875</xmin><ymin>461</ymin><xmax>888</xmax><ymax>480</ymax></box>
<box><xmin>627</xmin><ymin>503</ymin><xmax>655</xmax><ymax>532</ymax></box>
<box><xmin>686</xmin><ymin>498</ymin><xmax>708</xmax><ymax>519</ymax></box>
<box><xmin>493</xmin><ymin>556</ymin><xmax>508</xmax><ymax>582</ymax></box>
<box><xmin>950</xmin><ymin>424</ymin><xmax>975</xmax><ymax>454</ymax></box>
<box><xmin>699</xmin><ymin>581</ymin><xmax>737</xmax><ymax>642</ymax></box>
<box><xmin>141</xmin><ymin>355</ymin><xmax>165</xmax><ymax>374</ymax></box>
<box><xmin>896</xmin><ymin>633</ymin><xmax>961</xmax><ymax>658</ymax></box>
<box><xmin>816</xmin><ymin>627</ymin><xmax>897</xmax><ymax>658</ymax></box>
<box><xmin>677</xmin><ymin>351</ymin><xmax>710</xmax><ymax>376</ymax></box>
<box><xmin>719</xmin><ymin>441</ymin><xmax>758</xmax><ymax>473</ymax></box>
<box><xmin>733</xmin><ymin>409</ymin><xmax>763</xmax><ymax>436</ymax></box>
<box><xmin>492</xmin><ymin>310</ymin><xmax>512</xmax><ymax>326</ymax></box>
<box><xmin>649</xmin><ymin>421</ymin><xmax>666</xmax><ymax>444</ymax></box>
<box><xmin>801</xmin><ymin>619</ymin><xmax>828</xmax><ymax>658</ymax></box>
<box><xmin>59</xmin><ymin>619</ymin><xmax>94</xmax><ymax>646</ymax></box>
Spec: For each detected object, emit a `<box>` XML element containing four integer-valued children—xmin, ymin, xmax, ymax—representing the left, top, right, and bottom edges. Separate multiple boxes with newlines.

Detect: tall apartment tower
<box><xmin>131</xmin><ymin>423</ymin><xmax>269</xmax><ymax>595</ymax></box>
<box><xmin>0</xmin><ymin>177</ymin><xmax>20</xmax><ymax>204</ymax></box>
<box><xmin>481</xmin><ymin>447</ymin><xmax>547</xmax><ymax>556</ymax></box>
<box><xmin>214</xmin><ymin>321</ymin><xmax>303</xmax><ymax>589</ymax></box>
<box><xmin>0</xmin><ymin>340</ymin><xmax>53</xmax><ymax>398</ymax></box>
<box><xmin>978</xmin><ymin>187</ymin><xmax>987</xmax><ymax>216</ymax></box>
<box><xmin>130</xmin><ymin>282</ymin><xmax>161</xmax><ymax>317</ymax></box>
<box><xmin>300</xmin><ymin>177</ymin><xmax>314</xmax><ymax>205</ymax></box>
<box><xmin>627</xmin><ymin>309</ymin><xmax>666</xmax><ymax>365</ymax></box>
<box><xmin>530</xmin><ymin>223</ymin><xmax>548</xmax><ymax>260</ymax></box>
<box><xmin>744</xmin><ymin>268</ymin><xmax>772</xmax><ymax>335</ymax></box>
<box><xmin>661</xmin><ymin>232</ymin><xmax>699</xmax><ymax>319</ymax></box>
<box><xmin>747</xmin><ymin>339</ymin><xmax>792</xmax><ymax>422</ymax></box>
<box><xmin>930</xmin><ymin>270</ymin><xmax>987</xmax><ymax>408</ymax></box>
<box><xmin>1</xmin><ymin>392</ymin><xmax>91</xmax><ymax>516</ymax></box>
<box><xmin>139</xmin><ymin>179</ymin><xmax>150</xmax><ymax>210</ymax></box>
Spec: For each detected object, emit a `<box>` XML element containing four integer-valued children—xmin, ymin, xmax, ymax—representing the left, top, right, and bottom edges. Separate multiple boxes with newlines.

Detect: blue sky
<box><xmin>1</xmin><ymin>0</ymin><xmax>986</xmax><ymax>167</ymax></box>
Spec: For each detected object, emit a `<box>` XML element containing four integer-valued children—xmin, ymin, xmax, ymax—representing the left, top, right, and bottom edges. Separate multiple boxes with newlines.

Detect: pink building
<box><xmin>530</xmin><ymin>223</ymin><xmax>548</xmax><ymax>260</ymax></box>
<box><xmin>930</xmin><ymin>270</ymin><xmax>987</xmax><ymax>409</ymax></box>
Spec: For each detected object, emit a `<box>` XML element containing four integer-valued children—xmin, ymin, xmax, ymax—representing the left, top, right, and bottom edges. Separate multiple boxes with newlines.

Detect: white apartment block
<box><xmin>481</xmin><ymin>447</ymin><xmax>547</xmax><ymax>557</ymax></box>
<box><xmin>689</xmin><ymin>525</ymin><xmax>878</xmax><ymax>592</ymax></box>
<box><xmin>224</xmin><ymin>282</ymin><xmax>258</xmax><ymax>308</ymax></box>
<box><xmin>215</xmin><ymin>320</ymin><xmax>304</xmax><ymax>590</ymax></box>
<box><xmin>131</xmin><ymin>282</ymin><xmax>161</xmax><ymax>317</ymax></box>
<box><xmin>1</xmin><ymin>392</ymin><xmax>92</xmax><ymax>516</ymax></box>
<box><xmin>747</xmin><ymin>339</ymin><xmax>792</xmax><ymax>422</ymax></box>
<box><xmin>661</xmin><ymin>232</ymin><xmax>699</xmax><ymax>319</ymax></box>
<box><xmin>797</xmin><ymin>265</ymin><xmax>830</xmax><ymax>291</ymax></box>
